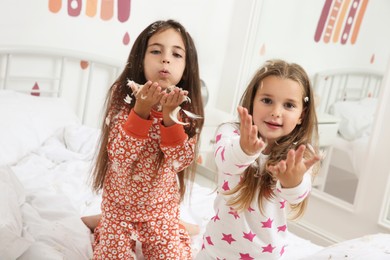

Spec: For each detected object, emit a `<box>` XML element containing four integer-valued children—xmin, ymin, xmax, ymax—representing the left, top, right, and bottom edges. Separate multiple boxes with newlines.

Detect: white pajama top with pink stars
<box><xmin>197</xmin><ymin>123</ymin><xmax>312</xmax><ymax>260</ymax></box>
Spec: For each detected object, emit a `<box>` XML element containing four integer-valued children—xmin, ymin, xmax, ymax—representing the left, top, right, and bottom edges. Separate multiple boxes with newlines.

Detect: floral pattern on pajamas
<box><xmin>93</xmin><ymin>106</ymin><xmax>196</xmax><ymax>260</ymax></box>
<box><xmin>196</xmin><ymin>123</ymin><xmax>312</xmax><ymax>260</ymax></box>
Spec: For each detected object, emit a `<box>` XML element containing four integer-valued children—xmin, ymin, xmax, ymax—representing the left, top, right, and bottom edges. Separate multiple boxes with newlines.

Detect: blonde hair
<box><xmin>225</xmin><ymin>59</ymin><xmax>319</xmax><ymax>219</ymax></box>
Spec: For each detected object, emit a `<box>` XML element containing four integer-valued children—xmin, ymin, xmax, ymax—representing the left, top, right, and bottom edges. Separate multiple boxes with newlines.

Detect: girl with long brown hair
<box><xmin>90</xmin><ymin>19</ymin><xmax>204</xmax><ymax>259</ymax></box>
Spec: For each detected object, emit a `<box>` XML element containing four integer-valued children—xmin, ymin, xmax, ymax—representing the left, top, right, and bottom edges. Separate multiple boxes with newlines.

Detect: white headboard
<box><xmin>313</xmin><ymin>69</ymin><xmax>383</xmax><ymax>114</ymax></box>
<box><xmin>0</xmin><ymin>46</ymin><xmax>124</xmax><ymax>127</ymax></box>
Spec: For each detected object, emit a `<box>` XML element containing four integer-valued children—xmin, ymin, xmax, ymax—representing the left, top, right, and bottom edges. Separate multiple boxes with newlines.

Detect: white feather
<box><xmin>124</xmin><ymin>94</ymin><xmax>132</xmax><ymax>104</ymax></box>
<box><xmin>182</xmin><ymin>109</ymin><xmax>202</xmax><ymax>119</ymax></box>
<box><xmin>169</xmin><ymin>106</ymin><xmax>188</xmax><ymax>125</ymax></box>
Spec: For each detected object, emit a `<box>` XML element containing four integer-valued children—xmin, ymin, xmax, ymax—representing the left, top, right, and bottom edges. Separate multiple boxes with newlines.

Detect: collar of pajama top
<box><xmin>200</xmin><ymin>123</ymin><xmax>312</xmax><ymax>259</ymax></box>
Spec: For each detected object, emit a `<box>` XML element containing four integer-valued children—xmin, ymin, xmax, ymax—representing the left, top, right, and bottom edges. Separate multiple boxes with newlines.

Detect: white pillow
<box><xmin>0</xmin><ymin>90</ymin><xmax>80</xmax><ymax>166</ymax></box>
<box><xmin>0</xmin><ymin>179</ymin><xmax>33</xmax><ymax>259</ymax></box>
<box><xmin>329</xmin><ymin>97</ymin><xmax>377</xmax><ymax>141</ymax></box>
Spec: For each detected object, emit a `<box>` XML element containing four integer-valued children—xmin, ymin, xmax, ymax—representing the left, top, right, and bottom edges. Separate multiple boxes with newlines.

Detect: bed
<box><xmin>11</xmin><ymin>47</ymin><xmax>390</xmax><ymax>259</ymax></box>
<box><xmin>312</xmin><ymin>69</ymin><xmax>383</xmax><ymax>203</ymax></box>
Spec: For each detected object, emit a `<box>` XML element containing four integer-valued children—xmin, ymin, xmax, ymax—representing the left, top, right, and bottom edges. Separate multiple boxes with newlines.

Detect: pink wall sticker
<box><xmin>68</xmin><ymin>0</ymin><xmax>82</xmax><ymax>17</ymax></box>
<box><xmin>314</xmin><ymin>0</ymin><xmax>333</xmax><ymax>42</ymax></box>
<box><xmin>118</xmin><ymin>0</ymin><xmax>131</xmax><ymax>23</ymax></box>
<box><xmin>123</xmin><ymin>32</ymin><xmax>130</xmax><ymax>45</ymax></box>
<box><xmin>31</xmin><ymin>82</ymin><xmax>40</xmax><ymax>96</ymax></box>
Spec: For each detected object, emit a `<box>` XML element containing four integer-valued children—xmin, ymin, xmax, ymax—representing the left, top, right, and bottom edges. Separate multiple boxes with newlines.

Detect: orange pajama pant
<box><xmin>92</xmin><ymin>215</ymin><xmax>191</xmax><ymax>259</ymax></box>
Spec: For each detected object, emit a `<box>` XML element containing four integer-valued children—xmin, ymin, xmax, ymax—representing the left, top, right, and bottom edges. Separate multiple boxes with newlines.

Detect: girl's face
<box><xmin>252</xmin><ymin>75</ymin><xmax>304</xmax><ymax>144</ymax></box>
<box><xmin>143</xmin><ymin>28</ymin><xmax>186</xmax><ymax>89</ymax></box>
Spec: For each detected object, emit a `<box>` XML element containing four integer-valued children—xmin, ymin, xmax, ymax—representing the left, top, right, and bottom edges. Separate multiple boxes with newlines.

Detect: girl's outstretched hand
<box><xmin>237</xmin><ymin>106</ymin><xmax>266</xmax><ymax>156</ymax></box>
<box><xmin>160</xmin><ymin>86</ymin><xmax>189</xmax><ymax>127</ymax></box>
<box><xmin>132</xmin><ymin>81</ymin><xmax>164</xmax><ymax>119</ymax></box>
<box><xmin>268</xmin><ymin>144</ymin><xmax>320</xmax><ymax>188</ymax></box>
<box><xmin>160</xmin><ymin>86</ymin><xmax>188</xmax><ymax>111</ymax></box>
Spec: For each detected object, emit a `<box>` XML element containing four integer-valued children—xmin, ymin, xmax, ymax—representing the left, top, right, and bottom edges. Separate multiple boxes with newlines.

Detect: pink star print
<box><xmin>261</xmin><ymin>218</ymin><xmax>273</xmax><ymax>228</ymax></box>
<box><xmin>243</xmin><ymin>231</ymin><xmax>256</xmax><ymax>242</ymax></box>
<box><xmin>277</xmin><ymin>225</ymin><xmax>287</xmax><ymax>232</ymax></box>
<box><xmin>233</xmin><ymin>129</ymin><xmax>239</xmax><ymax>135</ymax></box>
<box><xmin>280</xmin><ymin>245</ymin><xmax>286</xmax><ymax>256</ymax></box>
<box><xmin>235</xmin><ymin>163</ymin><xmax>250</xmax><ymax>168</ymax></box>
<box><xmin>239</xmin><ymin>253</ymin><xmax>254</xmax><ymax>260</ymax></box>
<box><xmin>211</xmin><ymin>210</ymin><xmax>220</xmax><ymax>222</ymax></box>
<box><xmin>262</xmin><ymin>244</ymin><xmax>275</xmax><ymax>253</ymax></box>
<box><xmin>222</xmin><ymin>180</ymin><xmax>230</xmax><ymax>191</ymax></box>
<box><xmin>206</xmin><ymin>236</ymin><xmax>214</xmax><ymax>245</ymax></box>
<box><xmin>247</xmin><ymin>206</ymin><xmax>255</xmax><ymax>212</ymax></box>
<box><xmin>279</xmin><ymin>200</ymin><xmax>286</xmax><ymax>209</ymax></box>
<box><xmin>221</xmin><ymin>147</ymin><xmax>226</xmax><ymax>161</ymax></box>
<box><xmin>216</xmin><ymin>134</ymin><xmax>222</xmax><ymax>143</ymax></box>
<box><xmin>215</xmin><ymin>146</ymin><xmax>225</xmax><ymax>161</ymax></box>
<box><xmin>228</xmin><ymin>207</ymin><xmax>240</xmax><ymax>219</ymax></box>
<box><xmin>222</xmin><ymin>233</ymin><xmax>236</xmax><ymax>244</ymax></box>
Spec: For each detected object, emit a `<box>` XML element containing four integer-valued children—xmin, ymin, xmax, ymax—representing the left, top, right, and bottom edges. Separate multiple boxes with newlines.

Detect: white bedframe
<box><xmin>313</xmin><ymin>68</ymin><xmax>383</xmax><ymax>203</ymax></box>
<box><xmin>0</xmin><ymin>47</ymin><xmax>123</xmax><ymax>127</ymax></box>
<box><xmin>313</xmin><ymin>68</ymin><xmax>383</xmax><ymax>114</ymax></box>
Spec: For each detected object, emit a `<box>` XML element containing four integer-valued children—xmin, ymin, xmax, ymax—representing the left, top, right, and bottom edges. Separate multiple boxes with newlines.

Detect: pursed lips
<box><xmin>159</xmin><ymin>68</ymin><xmax>170</xmax><ymax>76</ymax></box>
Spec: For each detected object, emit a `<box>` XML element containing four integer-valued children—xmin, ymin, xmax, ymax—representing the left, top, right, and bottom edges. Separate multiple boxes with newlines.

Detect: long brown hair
<box><xmin>90</xmin><ymin>20</ymin><xmax>204</xmax><ymax>201</ymax></box>
<box><xmin>225</xmin><ymin>59</ymin><xmax>319</xmax><ymax>219</ymax></box>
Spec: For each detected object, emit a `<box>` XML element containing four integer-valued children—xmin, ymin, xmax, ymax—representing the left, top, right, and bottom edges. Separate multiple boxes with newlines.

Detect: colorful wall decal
<box><xmin>80</xmin><ymin>60</ymin><xmax>89</xmax><ymax>69</ymax></box>
<box><xmin>123</xmin><ymin>32</ymin><xmax>130</xmax><ymax>45</ymax></box>
<box><xmin>314</xmin><ymin>0</ymin><xmax>333</xmax><ymax>42</ymax></box>
<box><xmin>48</xmin><ymin>0</ymin><xmax>131</xmax><ymax>23</ymax></box>
<box><xmin>68</xmin><ymin>0</ymin><xmax>82</xmax><ymax>17</ymax></box>
<box><xmin>101</xmin><ymin>0</ymin><xmax>114</xmax><ymax>21</ymax></box>
<box><xmin>49</xmin><ymin>0</ymin><xmax>62</xmax><ymax>13</ymax></box>
<box><xmin>332</xmin><ymin>0</ymin><xmax>351</xmax><ymax>43</ymax></box>
<box><xmin>118</xmin><ymin>0</ymin><xmax>131</xmax><ymax>23</ymax></box>
<box><xmin>259</xmin><ymin>43</ymin><xmax>266</xmax><ymax>56</ymax></box>
<box><xmin>370</xmin><ymin>54</ymin><xmax>375</xmax><ymax>64</ymax></box>
<box><xmin>323</xmin><ymin>0</ymin><xmax>342</xmax><ymax>43</ymax></box>
<box><xmin>315</xmin><ymin>0</ymin><xmax>369</xmax><ymax>45</ymax></box>
<box><xmin>350</xmin><ymin>0</ymin><xmax>368</xmax><ymax>44</ymax></box>
<box><xmin>340</xmin><ymin>0</ymin><xmax>360</xmax><ymax>44</ymax></box>
<box><xmin>31</xmin><ymin>82</ymin><xmax>40</xmax><ymax>96</ymax></box>
<box><xmin>86</xmin><ymin>0</ymin><xmax>98</xmax><ymax>17</ymax></box>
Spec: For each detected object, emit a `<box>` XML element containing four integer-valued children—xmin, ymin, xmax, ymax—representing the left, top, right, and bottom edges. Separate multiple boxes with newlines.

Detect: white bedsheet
<box><xmin>300</xmin><ymin>233</ymin><xmax>390</xmax><ymax>260</ymax></box>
